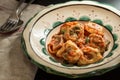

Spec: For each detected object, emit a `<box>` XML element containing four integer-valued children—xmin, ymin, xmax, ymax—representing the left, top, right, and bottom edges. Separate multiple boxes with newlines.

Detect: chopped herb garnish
<box><xmin>61</xmin><ymin>29</ymin><xmax>66</xmax><ymax>34</ymax></box>
<box><xmin>73</xmin><ymin>26</ymin><xmax>80</xmax><ymax>30</ymax></box>
<box><xmin>70</xmin><ymin>30</ymin><xmax>74</xmax><ymax>35</ymax></box>
<box><xmin>85</xmin><ymin>37</ymin><xmax>90</xmax><ymax>43</ymax></box>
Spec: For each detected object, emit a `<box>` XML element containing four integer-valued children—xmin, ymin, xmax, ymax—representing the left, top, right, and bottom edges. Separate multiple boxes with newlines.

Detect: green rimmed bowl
<box><xmin>21</xmin><ymin>1</ymin><xmax>120</xmax><ymax>78</ymax></box>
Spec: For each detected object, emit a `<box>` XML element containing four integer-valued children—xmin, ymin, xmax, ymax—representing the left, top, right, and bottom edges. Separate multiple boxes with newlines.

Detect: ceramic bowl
<box><xmin>21</xmin><ymin>1</ymin><xmax>120</xmax><ymax>78</ymax></box>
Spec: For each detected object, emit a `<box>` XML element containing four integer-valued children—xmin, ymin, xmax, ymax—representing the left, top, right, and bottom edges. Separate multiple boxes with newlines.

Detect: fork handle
<box><xmin>16</xmin><ymin>0</ymin><xmax>25</xmax><ymax>9</ymax></box>
<box><xmin>15</xmin><ymin>0</ymin><xmax>35</xmax><ymax>17</ymax></box>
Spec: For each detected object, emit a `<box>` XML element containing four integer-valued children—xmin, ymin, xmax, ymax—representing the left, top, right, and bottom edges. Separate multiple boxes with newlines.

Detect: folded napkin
<box><xmin>0</xmin><ymin>0</ymin><xmax>46</xmax><ymax>80</ymax></box>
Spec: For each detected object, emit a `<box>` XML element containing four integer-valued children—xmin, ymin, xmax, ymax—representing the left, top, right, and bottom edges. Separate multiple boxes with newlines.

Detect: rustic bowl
<box><xmin>21</xmin><ymin>1</ymin><xmax>120</xmax><ymax>78</ymax></box>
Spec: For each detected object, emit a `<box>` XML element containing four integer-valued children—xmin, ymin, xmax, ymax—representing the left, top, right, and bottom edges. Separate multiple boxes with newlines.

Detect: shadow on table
<box><xmin>34</xmin><ymin>67</ymin><xmax>120</xmax><ymax>80</ymax></box>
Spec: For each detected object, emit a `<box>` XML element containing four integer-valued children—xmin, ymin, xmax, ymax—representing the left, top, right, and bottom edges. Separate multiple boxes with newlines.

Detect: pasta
<box><xmin>48</xmin><ymin>21</ymin><xmax>110</xmax><ymax>65</ymax></box>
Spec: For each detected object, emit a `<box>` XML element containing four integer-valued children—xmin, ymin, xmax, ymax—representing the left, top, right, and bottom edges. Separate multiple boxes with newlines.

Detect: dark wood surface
<box><xmin>34</xmin><ymin>67</ymin><xmax>120</xmax><ymax>80</ymax></box>
<box><xmin>22</xmin><ymin>0</ymin><xmax>120</xmax><ymax>10</ymax></box>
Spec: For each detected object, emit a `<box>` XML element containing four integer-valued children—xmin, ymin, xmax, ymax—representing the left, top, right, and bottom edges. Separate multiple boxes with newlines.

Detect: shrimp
<box><xmin>85</xmin><ymin>22</ymin><xmax>104</xmax><ymax>36</ymax></box>
<box><xmin>57</xmin><ymin>40</ymin><xmax>83</xmax><ymax>64</ymax></box>
<box><xmin>78</xmin><ymin>46</ymin><xmax>103</xmax><ymax>65</ymax></box>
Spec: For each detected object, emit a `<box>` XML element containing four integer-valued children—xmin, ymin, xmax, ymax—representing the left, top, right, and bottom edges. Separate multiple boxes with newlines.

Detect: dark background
<box><xmin>35</xmin><ymin>67</ymin><xmax>120</xmax><ymax>80</ymax></box>
<box><xmin>17</xmin><ymin>0</ymin><xmax>120</xmax><ymax>80</ymax></box>
<box><xmin>22</xmin><ymin>0</ymin><xmax>120</xmax><ymax>10</ymax></box>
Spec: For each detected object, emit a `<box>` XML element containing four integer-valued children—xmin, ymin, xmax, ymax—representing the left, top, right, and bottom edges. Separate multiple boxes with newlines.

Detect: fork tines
<box><xmin>0</xmin><ymin>20</ymin><xmax>18</xmax><ymax>32</ymax></box>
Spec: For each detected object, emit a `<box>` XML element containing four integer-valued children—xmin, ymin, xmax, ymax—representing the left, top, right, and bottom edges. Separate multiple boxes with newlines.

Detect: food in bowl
<box><xmin>48</xmin><ymin>21</ymin><xmax>110</xmax><ymax>65</ymax></box>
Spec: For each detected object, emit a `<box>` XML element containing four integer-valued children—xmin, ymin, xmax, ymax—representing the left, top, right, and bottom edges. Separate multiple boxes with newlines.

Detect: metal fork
<box><xmin>0</xmin><ymin>0</ymin><xmax>35</xmax><ymax>33</ymax></box>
